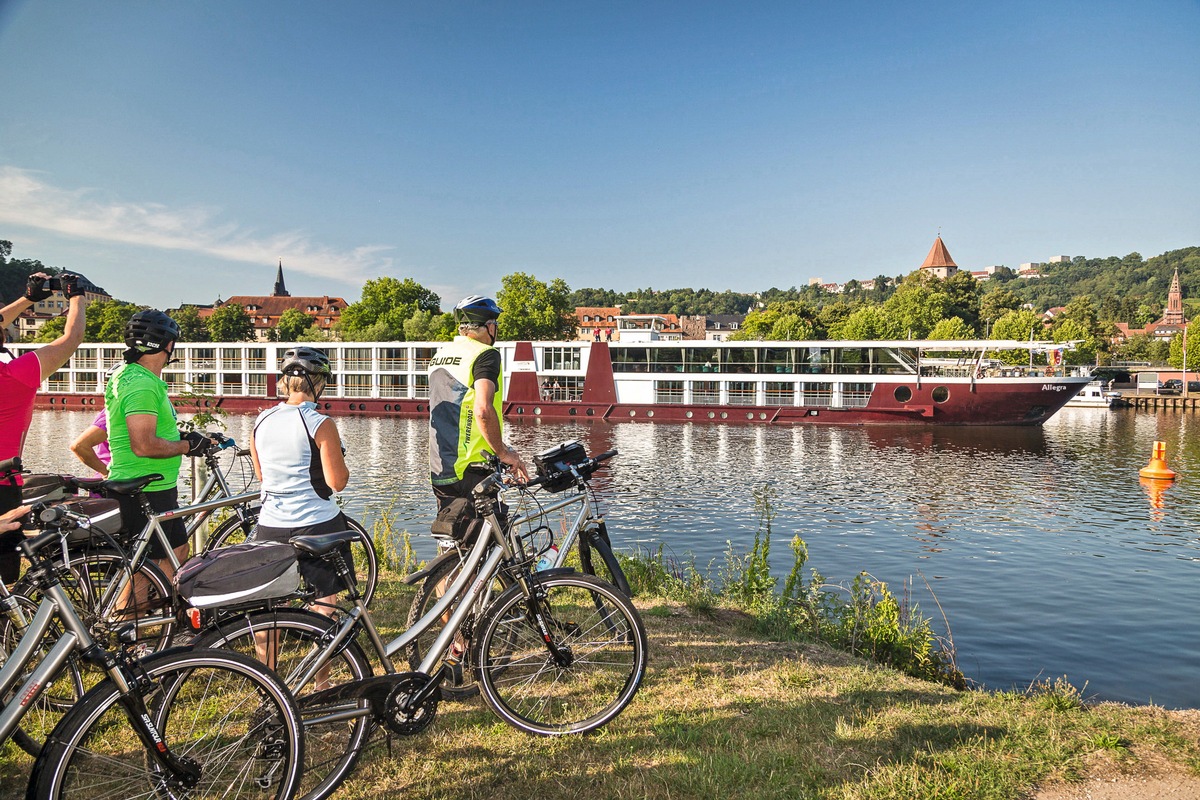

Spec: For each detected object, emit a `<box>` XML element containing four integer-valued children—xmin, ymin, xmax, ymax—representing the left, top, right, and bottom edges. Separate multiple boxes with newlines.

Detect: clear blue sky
<box><xmin>0</xmin><ymin>0</ymin><xmax>1197</xmax><ymax>310</ymax></box>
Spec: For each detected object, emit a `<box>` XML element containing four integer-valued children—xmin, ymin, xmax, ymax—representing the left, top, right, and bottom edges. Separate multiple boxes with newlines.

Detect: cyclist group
<box><xmin>1</xmin><ymin>273</ymin><xmax>527</xmax><ymax>597</ymax></box>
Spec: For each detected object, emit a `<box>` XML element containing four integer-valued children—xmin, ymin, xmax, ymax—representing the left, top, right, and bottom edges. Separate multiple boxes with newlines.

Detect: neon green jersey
<box><xmin>104</xmin><ymin>362</ymin><xmax>181</xmax><ymax>492</ymax></box>
<box><xmin>428</xmin><ymin>336</ymin><xmax>503</xmax><ymax>485</ymax></box>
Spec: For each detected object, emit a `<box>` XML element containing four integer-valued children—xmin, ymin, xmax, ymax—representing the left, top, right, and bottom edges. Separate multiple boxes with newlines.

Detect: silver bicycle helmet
<box><xmin>279</xmin><ymin>346</ymin><xmax>332</xmax><ymax>377</ymax></box>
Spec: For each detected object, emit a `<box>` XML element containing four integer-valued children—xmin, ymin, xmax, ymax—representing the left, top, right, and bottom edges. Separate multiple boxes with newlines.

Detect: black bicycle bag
<box><xmin>175</xmin><ymin>541</ymin><xmax>300</xmax><ymax>609</ymax></box>
<box><xmin>431</xmin><ymin>496</ymin><xmax>483</xmax><ymax>543</ymax></box>
<box><xmin>21</xmin><ymin>474</ymin><xmax>78</xmax><ymax>504</ymax></box>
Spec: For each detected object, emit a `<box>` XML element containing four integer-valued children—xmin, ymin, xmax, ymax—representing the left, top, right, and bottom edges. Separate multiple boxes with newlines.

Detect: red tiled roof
<box><xmin>199</xmin><ymin>295</ymin><xmax>347</xmax><ymax>330</ymax></box>
<box><xmin>920</xmin><ymin>235</ymin><xmax>958</xmax><ymax>269</ymax></box>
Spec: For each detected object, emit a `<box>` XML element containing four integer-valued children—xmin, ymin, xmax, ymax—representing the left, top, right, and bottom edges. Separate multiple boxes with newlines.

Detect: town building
<box><xmin>198</xmin><ymin>262</ymin><xmax>347</xmax><ymax>342</ymax></box>
<box><xmin>1113</xmin><ymin>268</ymin><xmax>1188</xmax><ymax>343</ymax></box>
<box><xmin>11</xmin><ymin>281</ymin><xmax>113</xmax><ymax>340</ymax></box>
<box><xmin>919</xmin><ymin>235</ymin><xmax>959</xmax><ymax>279</ymax></box>
<box><xmin>678</xmin><ymin>314</ymin><xmax>745</xmax><ymax>341</ymax></box>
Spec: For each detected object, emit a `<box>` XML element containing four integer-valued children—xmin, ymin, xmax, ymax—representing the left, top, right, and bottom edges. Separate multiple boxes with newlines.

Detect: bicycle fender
<box><xmin>400</xmin><ymin>550</ymin><xmax>460</xmax><ymax>585</ymax></box>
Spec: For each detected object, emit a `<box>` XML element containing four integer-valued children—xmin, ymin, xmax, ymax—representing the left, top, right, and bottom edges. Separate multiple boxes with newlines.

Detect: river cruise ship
<box><xmin>20</xmin><ymin>324</ymin><xmax>1089</xmax><ymax>426</ymax></box>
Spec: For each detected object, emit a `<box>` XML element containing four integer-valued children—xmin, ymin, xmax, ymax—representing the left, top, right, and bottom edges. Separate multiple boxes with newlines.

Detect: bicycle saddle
<box><xmin>290</xmin><ymin>530</ymin><xmax>359</xmax><ymax>556</ymax></box>
<box><xmin>101</xmin><ymin>475</ymin><xmax>164</xmax><ymax>495</ymax></box>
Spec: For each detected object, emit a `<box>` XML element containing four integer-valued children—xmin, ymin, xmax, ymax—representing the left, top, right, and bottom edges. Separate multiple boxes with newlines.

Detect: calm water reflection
<box><xmin>23</xmin><ymin>407</ymin><xmax>1200</xmax><ymax>709</ymax></box>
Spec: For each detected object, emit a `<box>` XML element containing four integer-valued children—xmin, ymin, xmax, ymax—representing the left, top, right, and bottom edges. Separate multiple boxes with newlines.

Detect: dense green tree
<box><xmin>927</xmin><ymin>316</ymin><xmax>975</xmax><ymax>340</ymax></box>
<box><xmin>829</xmin><ymin>306</ymin><xmax>900</xmax><ymax>340</ymax></box>
<box><xmin>174</xmin><ymin>306</ymin><xmax>211</xmax><ymax>342</ymax></box>
<box><xmin>403</xmin><ymin>310</ymin><xmax>455</xmax><ymax>342</ymax></box>
<box><xmin>31</xmin><ymin>316</ymin><xmax>65</xmax><ymax>342</ymax></box>
<box><xmin>882</xmin><ymin>273</ymin><xmax>951</xmax><ymax>338</ymax></box>
<box><xmin>990</xmin><ymin>309</ymin><xmax>1045</xmax><ymax>365</ymax></box>
<box><xmin>275</xmin><ymin>308</ymin><xmax>311</xmax><ymax>341</ymax></box>
<box><xmin>1168</xmin><ymin>325</ymin><xmax>1200</xmax><ymax>371</ymax></box>
<box><xmin>340</xmin><ymin>277</ymin><xmax>441</xmax><ymax>341</ymax></box>
<box><xmin>496</xmin><ymin>273</ymin><xmax>574</xmax><ymax>340</ymax></box>
<box><xmin>206</xmin><ymin>303</ymin><xmax>254</xmax><ymax>342</ymax></box>
<box><xmin>1052</xmin><ymin>319</ymin><xmax>1097</xmax><ymax>366</ymax></box>
<box><xmin>732</xmin><ymin>301</ymin><xmax>817</xmax><ymax>341</ymax></box>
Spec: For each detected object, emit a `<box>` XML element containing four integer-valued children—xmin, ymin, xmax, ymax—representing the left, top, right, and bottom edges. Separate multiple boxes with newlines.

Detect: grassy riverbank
<box><xmin>2</xmin><ymin>570</ymin><xmax>1197</xmax><ymax>798</ymax></box>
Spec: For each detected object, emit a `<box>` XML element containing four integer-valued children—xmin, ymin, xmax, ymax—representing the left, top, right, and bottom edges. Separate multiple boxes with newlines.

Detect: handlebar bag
<box><xmin>533</xmin><ymin>441</ymin><xmax>588</xmax><ymax>492</ymax></box>
<box><xmin>175</xmin><ymin>541</ymin><xmax>299</xmax><ymax>608</ymax></box>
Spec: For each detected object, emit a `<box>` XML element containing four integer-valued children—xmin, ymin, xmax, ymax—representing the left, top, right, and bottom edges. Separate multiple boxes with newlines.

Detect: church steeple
<box><xmin>272</xmin><ymin>260</ymin><xmax>290</xmax><ymax>297</ymax></box>
<box><xmin>1162</xmin><ymin>268</ymin><xmax>1185</xmax><ymax>325</ymax></box>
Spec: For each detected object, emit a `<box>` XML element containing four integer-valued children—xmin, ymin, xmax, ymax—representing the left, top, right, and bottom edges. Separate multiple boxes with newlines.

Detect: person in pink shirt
<box><xmin>0</xmin><ymin>272</ymin><xmax>89</xmax><ymax>580</ymax></box>
<box><xmin>70</xmin><ymin>409</ymin><xmax>112</xmax><ymax>477</ymax></box>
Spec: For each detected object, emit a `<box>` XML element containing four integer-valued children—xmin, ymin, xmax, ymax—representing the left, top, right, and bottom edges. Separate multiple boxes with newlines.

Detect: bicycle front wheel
<box><xmin>578</xmin><ymin>521</ymin><xmax>632</xmax><ymax>597</ymax></box>
<box><xmin>474</xmin><ymin>572</ymin><xmax>647</xmax><ymax>735</ymax></box>
<box><xmin>29</xmin><ymin>648</ymin><xmax>304</xmax><ymax>800</ymax></box>
<box><xmin>207</xmin><ymin>509</ymin><xmax>379</xmax><ymax>607</ymax></box>
<box><xmin>192</xmin><ymin>609</ymin><xmax>374</xmax><ymax>800</ymax></box>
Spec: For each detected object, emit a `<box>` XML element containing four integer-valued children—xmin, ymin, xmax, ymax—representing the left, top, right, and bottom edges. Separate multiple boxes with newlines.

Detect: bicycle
<box><xmin>21</xmin><ymin>432</ymin><xmax>379</xmax><ymax>608</ymax></box>
<box><xmin>0</xmin><ymin>502</ymin><xmax>305</xmax><ymax>799</ymax></box>
<box><xmin>403</xmin><ymin>441</ymin><xmax>630</xmax><ymax>699</ymax></box>
<box><xmin>192</xmin><ymin>446</ymin><xmax>648</xmax><ymax>800</ymax></box>
<box><xmin>14</xmin><ymin>437</ymin><xmax>378</xmax><ymax>653</ymax></box>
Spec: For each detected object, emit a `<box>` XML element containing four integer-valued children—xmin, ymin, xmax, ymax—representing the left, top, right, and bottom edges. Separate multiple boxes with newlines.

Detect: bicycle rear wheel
<box><xmin>207</xmin><ymin>509</ymin><xmax>378</xmax><ymax>607</ymax></box>
<box><xmin>474</xmin><ymin>572</ymin><xmax>647</xmax><ymax>735</ymax></box>
<box><xmin>29</xmin><ymin>648</ymin><xmax>304</xmax><ymax>800</ymax></box>
<box><xmin>192</xmin><ymin>608</ymin><xmax>373</xmax><ymax>800</ymax></box>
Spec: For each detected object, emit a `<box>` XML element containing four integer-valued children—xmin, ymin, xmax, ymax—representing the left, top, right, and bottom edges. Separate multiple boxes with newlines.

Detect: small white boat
<box><xmin>1065</xmin><ymin>379</ymin><xmax>1122</xmax><ymax>409</ymax></box>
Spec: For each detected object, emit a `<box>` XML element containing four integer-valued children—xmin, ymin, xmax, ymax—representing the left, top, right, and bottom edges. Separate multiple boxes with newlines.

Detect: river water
<box><xmin>22</xmin><ymin>407</ymin><xmax>1200</xmax><ymax>709</ymax></box>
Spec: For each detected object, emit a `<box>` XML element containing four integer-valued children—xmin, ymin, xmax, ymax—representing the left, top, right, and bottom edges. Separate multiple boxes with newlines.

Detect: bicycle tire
<box><xmin>192</xmin><ymin>608</ymin><xmax>374</xmax><ymax>800</ymax></box>
<box><xmin>206</xmin><ymin>509</ymin><xmax>379</xmax><ymax>608</ymax></box>
<box><xmin>28</xmin><ymin>647</ymin><xmax>304</xmax><ymax>800</ymax></box>
<box><xmin>0</xmin><ymin>593</ymin><xmax>87</xmax><ymax>757</ymax></box>
<box><xmin>578</xmin><ymin>521</ymin><xmax>632</xmax><ymax>597</ymax></box>
<box><xmin>473</xmin><ymin>571</ymin><xmax>647</xmax><ymax>735</ymax></box>
<box><xmin>15</xmin><ymin>549</ymin><xmax>176</xmax><ymax>652</ymax></box>
<box><xmin>403</xmin><ymin>553</ymin><xmax>509</xmax><ymax>700</ymax></box>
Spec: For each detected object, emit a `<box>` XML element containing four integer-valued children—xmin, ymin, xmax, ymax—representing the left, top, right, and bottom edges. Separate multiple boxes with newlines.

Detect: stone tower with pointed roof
<box><xmin>919</xmin><ymin>235</ymin><xmax>959</xmax><ymax>279</ymax></box>
<box><xmin>272</xmin><ymin>260</ymin><xmax>290</xmax><ymax>297</ymax></box>
<box><xmin>1162</xmin><ymin>268</ymin><xmax>1184</xmax><ymax>325</ymax></box>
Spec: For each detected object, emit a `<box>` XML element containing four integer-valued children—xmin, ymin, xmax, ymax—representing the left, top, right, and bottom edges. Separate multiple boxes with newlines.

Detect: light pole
<box><xmin>1183</xmin><ymin>323</ymin><xmax>1189</xmax><ymax>397</ymax></box>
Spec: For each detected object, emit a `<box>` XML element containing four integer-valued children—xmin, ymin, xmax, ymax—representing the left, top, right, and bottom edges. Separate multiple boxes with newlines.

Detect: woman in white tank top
<box><xmin>249</xmin><ymin>347</ymin><xmax>351</xmax><ymax>613</ymax></box>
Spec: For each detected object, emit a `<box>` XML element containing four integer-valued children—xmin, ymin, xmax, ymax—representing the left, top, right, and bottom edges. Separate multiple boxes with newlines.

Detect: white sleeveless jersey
<box><xmin>253</xmin><ymin>401</ymin><xmax>340</xmax><ymax>527</ymax></box>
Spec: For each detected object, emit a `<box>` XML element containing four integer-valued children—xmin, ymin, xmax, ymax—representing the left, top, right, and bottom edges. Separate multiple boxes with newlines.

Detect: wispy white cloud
<box><xmin>0</xmin><ymin>166</ymin><xmax>393</xmax><ymax>282</ymax></box>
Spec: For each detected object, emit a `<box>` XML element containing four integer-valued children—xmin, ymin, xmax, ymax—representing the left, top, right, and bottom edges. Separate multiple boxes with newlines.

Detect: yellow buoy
<box><xmin>1139</xmin><ymin>441</ymin><xmax>1178</xmax><ymax>480</ymax></box>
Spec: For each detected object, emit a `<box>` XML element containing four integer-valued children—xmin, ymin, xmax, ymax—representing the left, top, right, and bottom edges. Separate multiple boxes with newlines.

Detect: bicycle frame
<box><xmin>181</xmin><ymin>446</ymin><xmax>258</xmax><ymax>550</ymax></box>
<box><xmin>0</xmin><ymin>548</ymin><xmax>200</xmax><ymax>782</ymax></box>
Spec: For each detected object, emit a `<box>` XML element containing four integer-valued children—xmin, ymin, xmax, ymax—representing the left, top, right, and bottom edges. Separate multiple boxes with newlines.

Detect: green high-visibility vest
<box><xmin>428</xmin><ymin>336</ymin><xmax>503</xmax><ymax>485</ymax></box>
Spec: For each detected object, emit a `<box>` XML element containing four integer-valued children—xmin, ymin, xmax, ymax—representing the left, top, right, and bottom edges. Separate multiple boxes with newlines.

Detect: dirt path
<box><xmin>1036</xmin><ymin>774</ymin><xmax>1200</xmax><ymax>800</ymax></box>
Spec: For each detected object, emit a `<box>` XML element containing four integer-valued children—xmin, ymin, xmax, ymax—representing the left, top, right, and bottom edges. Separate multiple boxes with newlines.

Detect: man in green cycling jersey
<box><xmin>105</xmin><ymin>309</ymin><xmax>213</xmax><ymax>583</ymax></box>
<box><xmin>428</xmin><ymin>295</ymin><xmax>528</xmax><ymax>515</ymax></box>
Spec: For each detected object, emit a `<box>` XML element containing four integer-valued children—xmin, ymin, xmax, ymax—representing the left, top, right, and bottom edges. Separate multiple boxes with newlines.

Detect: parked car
<box><xmin>1189</xmin><ymin>380</ymin><xmax>1200</xmax><ymax>393</ymax></box>
<box><xmin>1158</xmin><ymin>379</ymin><xmax>1183</xmax><ymax>395</ymax></box>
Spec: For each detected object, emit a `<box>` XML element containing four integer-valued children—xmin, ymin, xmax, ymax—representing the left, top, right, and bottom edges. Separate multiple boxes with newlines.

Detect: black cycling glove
<box><xmin>183</xmin><ymin>431</ymin><xmax>212</xmax><ymax>457</ymax></box>
<box><xmin>24</xmin><ymin>275</ymin><xmax>52</xmax><ymax>302</ymax></box>
<box><xmin>59</xmin><ymin>272</ymin><xmax>88</xmax><ymax>299</ymax></box>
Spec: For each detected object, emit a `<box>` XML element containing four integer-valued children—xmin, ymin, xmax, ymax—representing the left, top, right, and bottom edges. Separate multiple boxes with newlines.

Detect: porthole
<box><xmin>894</xmin><ymin>386</ymin><xmax>913</xmax><ymax>403</ymax></box>
<box><xmin>932</xmin><ymin>386</ymin><xmax>950</xmax><ymax>403</ymax></box>
<box><xmin>760</xmin><ymin>413</ymin><xmax>768</xmax><ymax>420</ymax></box>
<box><xmin>416</xmin><ymin>404</ymin><xmax>424</xmax><ymax>412</ymax></box>
<box><xmin>569</xmin><ymin>407</ymin><xmax>577</xmax><ymax>415</ymax></box>
<box><xmin>384</xmin><ymin>404</ymin><xmax>391</xmax><ymax>411</ymax></box>
<box><xmin>324</xmin><ymin>403</ymin><xmax>331</xmax><ymax>410</ymax></box>
<box><xmin>647</xmin><ymin>410</ymin><xmax>654</xmax><ymax>417</ymax></box>
<box><xmin>808</xmin><ymin>409</ymin><xmax>819</xmax><ymax>417</ymax></box>
<box><xmin>534</xmin><ymin>407</ymin><xmax>541</xmax><ymax>415</ymax></box>
<box><xmin>629</xmin><ymin>410</ymin><xmax>636</xmax><ymax>417</ymax></box>
<box><xmin>686</xmin><ymin>411</ymin><xmax>693</xmax><ymax>418</ymax></box>
<box><xmin>50</xmin><ymin>397</ymin><xmax>56</xmax><ymax>404</ymax></box>
<box><xmin>707</xmin><ymin>411</ymin><xmax>715</xmax><ymax>419</ymax></box>
<box><xmin>720</xmin><ymin>412</ymin><xmax>728</xmax><ymax>419</ymax></box>
<box><xmin>516</xmin><ymin>407</ymin><xmax>525</xmax><ymax>414</ymax></box>
<box><xmin>586</xmin><ymin>408</ymin><xmax>594</xmax><ymax>416</ymax></box>
<box><xmin>746</xmin><ymin>413</ymin><xmax>754</xmax><ymax>420</ymax></box>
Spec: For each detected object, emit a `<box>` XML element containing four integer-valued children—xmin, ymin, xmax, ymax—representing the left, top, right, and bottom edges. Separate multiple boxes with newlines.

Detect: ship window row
<box><xmin>612</xmin><ymin>346</ymin><xmax>914</xmax><ymax>375</ymax></box>
<box><xmin>653</xmin><ymin>380</ymin><xmax>874</xmax><ymax>408</ymax></box>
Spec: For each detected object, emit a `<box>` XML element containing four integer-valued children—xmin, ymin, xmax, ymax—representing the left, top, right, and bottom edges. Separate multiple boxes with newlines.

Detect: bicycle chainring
<box><xmin>381</xmin><ymin>672</ymin><xmax>439</xmax><ymax>736</ymax></box>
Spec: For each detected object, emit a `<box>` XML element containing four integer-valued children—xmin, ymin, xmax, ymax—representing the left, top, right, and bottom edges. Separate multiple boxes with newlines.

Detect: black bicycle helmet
<box><xmin>279</xmin><ymin>346</ymin><xmax>332</xmax><ymax>377</ymax></box>
<box><xmin>124</xmin><ymin>309</ymin><xmax>180</xmax><ymax>353</ymax></box>
<box><xmin>453</xmin><ymin>295</ymin><xmax>503</xmax><ymax>326</ymax></box>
